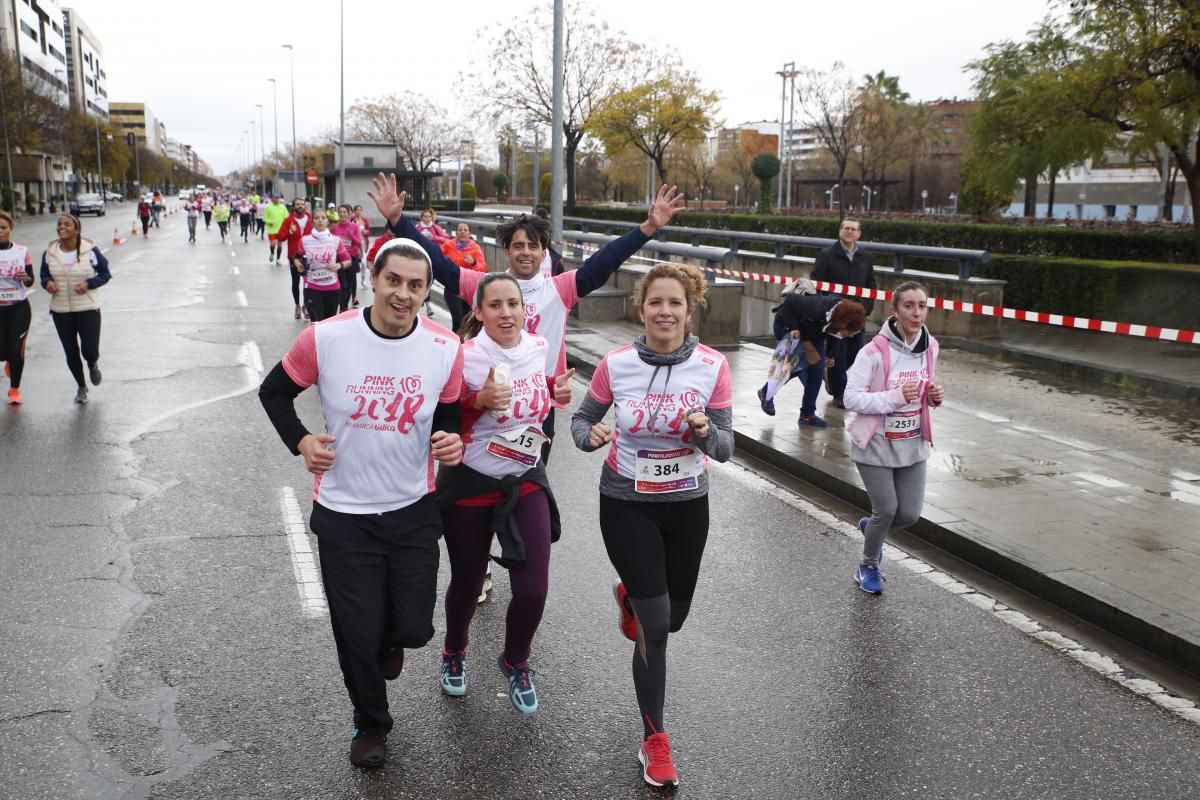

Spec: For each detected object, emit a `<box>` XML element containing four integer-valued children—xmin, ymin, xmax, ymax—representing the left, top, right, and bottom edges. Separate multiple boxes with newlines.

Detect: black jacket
<box><xmin>811</xmin><ymin>243</ymin><xmax>876</xmax><ymax>315</ymax></box>
<box><xmin>435</xmin><ymin>463</ymin><xmax>561</xmax><ymax>569</ymax></box>
<box><xmin>773</xmin><ymin>293</ymin><xmax>841</xmax><ymax>344</ymax></box>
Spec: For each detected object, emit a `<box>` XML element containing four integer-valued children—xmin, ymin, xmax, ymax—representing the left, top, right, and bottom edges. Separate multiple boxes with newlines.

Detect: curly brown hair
<box><xmin>631</xmin><ymin>263</ymin><xmax>708</xmax><ymax>326</ymax></box>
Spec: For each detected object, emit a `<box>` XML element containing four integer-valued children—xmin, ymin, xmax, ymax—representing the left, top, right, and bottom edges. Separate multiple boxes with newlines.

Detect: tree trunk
<box><xmin>1164</xmin><ymin>165</ymin><xmax>1178</xmax><ymax>222</ymax></box>
<box><xmin>1189</xmin><ymin>170</ymin><xmax>1200</xmax><ymax>262</ymax></box>
<box><xmin>1023</xmin><ymin>175</ymin><xmax>1037</xmax><ymax>218</ymax></box>
<box><xmin>908</xmin><ymin>161</ymin><xmax>917</xmax><ymax>210</ymax></box>
<box><xmin>1046</xmin><ymin>170</ymin><xmax>1057</xmax><ymax>218</ymax></box>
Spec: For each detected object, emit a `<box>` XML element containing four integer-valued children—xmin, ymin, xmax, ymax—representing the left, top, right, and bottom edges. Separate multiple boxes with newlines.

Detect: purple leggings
<box><xmin>442</xmin><ymin>490</ymin><xmax>551</xmax><ymax>667</ymax></box>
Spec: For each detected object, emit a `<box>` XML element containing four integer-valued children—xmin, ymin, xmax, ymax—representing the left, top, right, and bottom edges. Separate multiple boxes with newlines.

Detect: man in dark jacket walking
<box><xmin>810</xmin><ymin>217</ymin><xmax>876</xmax><ymax>407</ymax></box>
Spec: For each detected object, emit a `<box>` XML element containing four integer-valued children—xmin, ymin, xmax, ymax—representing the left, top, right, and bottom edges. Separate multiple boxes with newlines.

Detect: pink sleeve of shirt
<box><xmin>587</xmin><ymin>356</ymin><xmax>613</xmax><ymax>405</ymax></box>
<box><xmin>440</xmin><ymin>344</ymin><xmax>465</xmax><ymax>403</ymax></box>
<box><xmin>708</xmin><ymin>358</ymin><xmax>733</xmax><ymax>409</ymax></box>
<box><xmin>458</xmin><ymin>269</ymin><xmax>483</xmax><ymax>304</ymax></box>
<box><xmin>336</xmin><ymin>243</ymin><xmax>350</xmax><ymax>262</ymax></box>
<box><xmin>24</xmin><ymin>250</ymin><xmax>32</xmax><ymax>266</ymax></box>
<box><xmin>281</xmin><ymin>325</ymin><xmax>319</xmax><ymax>388</ymax></box>
<box><xmin>553</xmin><ymin>272</ymin><xmax>580</xmax><ymax>307</ymax></box>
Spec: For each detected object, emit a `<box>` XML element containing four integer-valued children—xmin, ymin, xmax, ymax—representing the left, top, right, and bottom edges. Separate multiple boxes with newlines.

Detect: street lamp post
<box><xmin>862</xmin><ymin>185</ymin><xmax>874</xmax><ymax>211</ymax></box>
<box><xmin>127</xmin><ymin>132</ymin><xmax>141</xmax><ymax>197</ymax></box>
<box><xmin>826</xmin><ymin>183</ymin><xmax>839</xmax><ymax>210</ymax></box>
<box><xmin>921</xmin><ymin>188</ymin><xmax>928</xmax><ymax>213</ymax></box>
<box><xmin>256</xmin><ymin>104</ymin><xmax>265</xmax><ymax>195</ymax></box>
<box><xmin>530</xmin><ymin>124</ymin><xmax>540</xmax><ymax>211</ymax></box>
<box><xmin>249</xmin><ymin>120</ymin><xmax>257</xmax><ymax>192</ymax></box>
<box><xmin>282</xmin><ymin>45</ymin><xmax>298</xmax><ymax>200</ymax></box>
<box><xmin>948</xmin><ymin>192</ymin><xmax>958</xmax><ymax>215</ymax></box>
<box><xmin>338</xmin><ymin>0</ymin><xmax>345</xmax><ymax>205</ymax></box>
<box><xmin>734</xmin><ymin>184</ymin><xmax>739</xmax><ymax>209</ymax></box>
<box><xmin>94</xmin><ymin>116</ymin><xmax>104</xmax><ymax>205</ymax></box>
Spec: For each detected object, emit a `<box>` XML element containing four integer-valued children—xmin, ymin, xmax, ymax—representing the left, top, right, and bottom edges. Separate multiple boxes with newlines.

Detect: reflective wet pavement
<box><xmin>565</xmin><ymin>317</ymin><xmax>1200</xmax><ymax>675</ymax></box>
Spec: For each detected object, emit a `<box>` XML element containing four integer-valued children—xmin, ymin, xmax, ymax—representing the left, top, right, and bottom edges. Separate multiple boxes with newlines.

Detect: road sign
<box><xmin>306</xmin><ymin>170</ymin><xmax>319</xmax><ymax>185</ymax></box>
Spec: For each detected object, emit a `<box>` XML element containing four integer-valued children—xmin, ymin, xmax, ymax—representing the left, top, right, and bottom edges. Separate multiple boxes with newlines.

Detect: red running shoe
<box><xmin>638</xmin><ymin>732</ymin><xmax>678</xmax><ymax>787</ymax></box>
<box><xmin>612</xmin><ymin>580</ymin><xmax>637</xmax><ymax>642</ymax></box>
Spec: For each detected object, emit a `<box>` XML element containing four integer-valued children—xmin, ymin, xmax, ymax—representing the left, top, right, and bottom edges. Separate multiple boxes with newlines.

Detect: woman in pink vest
<box><xmin>844</xmin><ymin>280</ymin><xmax>945</xmax><ymax>594</ymax></box>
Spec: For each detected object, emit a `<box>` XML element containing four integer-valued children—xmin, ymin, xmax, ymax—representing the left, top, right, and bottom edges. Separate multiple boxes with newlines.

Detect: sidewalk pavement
<box><xmin>563</xmin><ymin>317</ymin><xmax>1200</xmax><ymax>677</ymax></box>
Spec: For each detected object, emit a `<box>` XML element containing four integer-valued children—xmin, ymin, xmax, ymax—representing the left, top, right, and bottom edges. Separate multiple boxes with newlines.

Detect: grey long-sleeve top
<box><xmin>570</xmin><ymin>335</ymin><xmax>735</xmax><ymax>502</ymax></box>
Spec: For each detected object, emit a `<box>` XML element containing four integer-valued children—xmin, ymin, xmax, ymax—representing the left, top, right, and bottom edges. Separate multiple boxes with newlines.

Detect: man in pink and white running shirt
<box><xmin>369</xmin><ymin>173</ymin><xmax>686</xmax><ymax>461</ymax></box>
<box><xmin>259</xmin><ymin>237</ymin><xmax>464</xmax><ymax>770</ymax></box>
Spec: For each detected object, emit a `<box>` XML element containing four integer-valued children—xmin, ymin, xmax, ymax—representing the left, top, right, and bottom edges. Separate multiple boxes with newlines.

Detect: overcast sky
<box><xmin>70</xmin><ymin>0</ymin><xmax>1060</xmax><ymax>175</ymax></box>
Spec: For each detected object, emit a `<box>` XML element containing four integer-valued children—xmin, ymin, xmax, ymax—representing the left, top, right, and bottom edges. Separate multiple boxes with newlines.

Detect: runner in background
<box><xmin>0</xmin><ymin>210</ymin><xmax>35</xmax><ymax>405</ymax></box>
<box><xmin>331</xmin><ymin>204</ymin><xmax>364</xmax><ymax>312</ymax></box>
<box><xmin>40</xmin><ymin>215</ymin><xmax>112</xmax><ymax>405</ymax></box>
<box><xmin>294</xmin><ymin>209</ymin><xmax>350</xmax><ymax>323</ymax></box>
<box><xmin>254</xmin><ymin>196</ymin><xmax>267</xmax><ymax>239</ymax></box>
<box><xmin>279</xmin><ymin>199</ymin><xmax>313</xmax><ymax>319</ymax></box>
<box><xmin>185</xmin><ymin>197</ymin><xmax>199</xmax><ymax>244</ymax></box>
<box><xmin>214</xmin><ymin>198</ymin><xmax>231</xmax><ymax>243</ymax></box>
<box><xmin>264</xmin><ymin>195</ymin><xmax>289</xmax><ymax>264</ymax></box>
<box><xmin>439</xmin><ymin>221</ymin><xmax>486</xmax><ymax>332</ymax></box>
<box><xmin>136</xmin><ymin>197</ymin><xmax>152</xmax><ymax>238</ymax></box>
<box><xmin>200</xmin><ymin>193</ymin><xmax>213</xmax><ymax>230</ymax></box>
<box><xmin>843</xmin><ymin>280</ymin><xmax>944</xmax><ymax>594</ymax></box>
<box><xmin>570</xmin><ymin>262</ymin><xmax>734</xmax><ymax>789</ymax></box>
<box><xmin>238</xmin><ymin>196</ymin><xmax>253</xmax><ymax>242</ymax></box>
<box><xmin>354</xmin><ymin>205</ymin><xmax>371</xmax><ymax>289</ymax></box>
<box><xmin>258</xmin><ymin>238</ymin><xmax>464</xmax><ymax>769</ymax></box>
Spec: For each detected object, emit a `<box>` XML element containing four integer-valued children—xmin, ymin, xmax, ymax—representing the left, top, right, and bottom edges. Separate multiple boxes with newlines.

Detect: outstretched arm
<box><xmin>575</xmin><ymin>184</ymin><xmax>686</xmax><ymax>297</ymax></box>
<box><xmin>368</xmin><ymin>172</ymin><xmax>461</xmax><ymax>296</ymax></box>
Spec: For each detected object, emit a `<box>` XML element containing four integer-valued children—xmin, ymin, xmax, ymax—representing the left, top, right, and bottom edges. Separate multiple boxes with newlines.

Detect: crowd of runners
<box><xmin>0</xmin><ymin>165</ymin><xmax>944</xmax><ymax>789</ymax></box>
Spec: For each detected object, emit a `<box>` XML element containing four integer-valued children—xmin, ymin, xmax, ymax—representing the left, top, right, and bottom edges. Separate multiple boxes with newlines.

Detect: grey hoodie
<box><xmin>849</xmin><ymin>318</ymin><xmax>932</xmax><ymax>469</ymax></box>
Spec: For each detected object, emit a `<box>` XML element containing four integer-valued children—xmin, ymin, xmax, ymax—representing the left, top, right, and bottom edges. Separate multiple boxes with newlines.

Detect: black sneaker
<box><xmin>88</xmin><ymin>363</ymin><xmax>102</xmax><ymax>386</ymax></box>
<box><xmin>382</xmin><ymin>646</ymin><xmax>404</xmax><ymax>680</ymax></box>
<box><xmin>349</xmin><ymin>730</ymin><xmax>386</xmax><ymax>768</ymax></box>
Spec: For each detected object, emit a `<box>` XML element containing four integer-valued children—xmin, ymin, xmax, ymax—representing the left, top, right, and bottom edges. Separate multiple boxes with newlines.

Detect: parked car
<box><xmin>70</xmin><ymin>193</ymin><xmax>106</xmax><ymax>216</ymax></box>
<box><xmin>104</xmin><ymin>190</ymin><xmax>123</xmax><ymax>202</ymax></box>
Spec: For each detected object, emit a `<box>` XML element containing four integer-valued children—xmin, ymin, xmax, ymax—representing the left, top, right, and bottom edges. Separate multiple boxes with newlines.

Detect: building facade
<box><xmin>62</xmin><ymin>6</ymin><xmax>106</xmax><ymax>118</ymax></box>
<box><xmin>109</xmin><ymin>102</ymin><xmax>160</xmax><ymax>153</ymax></box>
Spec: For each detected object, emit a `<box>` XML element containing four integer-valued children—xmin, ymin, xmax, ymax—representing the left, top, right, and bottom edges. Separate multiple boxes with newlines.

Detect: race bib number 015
<box><xmin>487</xmin><ymin>426</ymin><xmax>547</xmax><ymax>467</ymax></box>
<box><xmin>634</xmin><ymin>447</ymin><xmax>701</xmax><ymax>494</ymax></box>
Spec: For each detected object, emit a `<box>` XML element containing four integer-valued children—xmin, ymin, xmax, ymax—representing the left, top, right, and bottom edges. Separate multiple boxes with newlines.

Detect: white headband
<box><xmin>373</xmin><ymin>237</ymin><xmax>433</xmax><ymax>268</ymax></box>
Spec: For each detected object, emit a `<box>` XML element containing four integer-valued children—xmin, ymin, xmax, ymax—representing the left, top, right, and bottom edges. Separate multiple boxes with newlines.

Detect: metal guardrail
<box><xmin>558</xmin><ymin>215</ymin><xmax>991</xmax><ymax>282</ymax></box>
<box><xmin>407</xmin><ymin>212</ymin><xmax>736</xmax><ymax>284</ymax></box>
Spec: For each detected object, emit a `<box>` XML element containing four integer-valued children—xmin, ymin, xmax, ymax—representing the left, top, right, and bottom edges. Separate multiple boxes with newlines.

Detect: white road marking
<box><xmin>235</xmin><ymin>290</ymin><xmax>247</xmax><ymax>307</ymax></box>
<box><xmin>711</xmin><ymin>458</ymin><xmax>1200</xmax><ymax>727</ymax></box>
<box><xmin>279</xmin><ymin>486</ymin><xmax>328</xmax><ymax>617</ymax></box>
<box><xmin>239</xmin><ymin>340</ymin><xmax>263</xmax><ymax>374</ymax></box>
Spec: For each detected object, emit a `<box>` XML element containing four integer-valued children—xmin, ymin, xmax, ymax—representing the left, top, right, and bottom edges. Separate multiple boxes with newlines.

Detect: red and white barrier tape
<box><xmin>569</xmin><ymin>243</ymin><xmax>1200</xmax><ymax>345</ymax></box>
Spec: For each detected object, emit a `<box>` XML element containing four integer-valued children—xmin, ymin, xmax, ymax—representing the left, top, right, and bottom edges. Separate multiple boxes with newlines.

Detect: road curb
<box><xmin>565</xmin><ymin>340</ymin><xmax>1200</xmax><ymax>679</ymax></box>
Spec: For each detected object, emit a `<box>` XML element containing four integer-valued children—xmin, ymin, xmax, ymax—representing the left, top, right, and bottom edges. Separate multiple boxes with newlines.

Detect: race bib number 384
<box><xmin>634</xmin><ymin>447</ymin><xmax>700</xmax><ymax>494</ymax></box>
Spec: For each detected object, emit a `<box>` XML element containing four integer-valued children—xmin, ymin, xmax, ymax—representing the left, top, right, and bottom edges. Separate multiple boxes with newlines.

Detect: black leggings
<box><xmin>338</xmin><ymin>259</ymin><xmax>360</xmax><ymax>313</ymax></box>
<box><xmin>599</xmin><ymin>493</ymin><xmax>709</xmax><ymax>737</ymax></box>
<box><xmin>51</xmin><ymin>309</ymin><xmax>101</xmax><ymax>388</ymax></box>
<box><xmin>305</xmin><ymin>288</ymin><xmax>341</xmax><ymax>322</ymax></box>
<box><xmin>289</xmin><ymin>260</ymin><xmax>302</xmax><ymax>306</ymax></box>
<box><xmin>140</xmin><ymin>217</ymin><xmax>150</xmax><ymax>235</ymax></box>
<box><xmin>0</xmin><ymin>300</ymin><xmax>32</xmax><ymax>388</ymax></box>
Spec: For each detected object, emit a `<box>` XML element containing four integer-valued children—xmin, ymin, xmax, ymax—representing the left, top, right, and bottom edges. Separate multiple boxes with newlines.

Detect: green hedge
<box><xmin>967</xmin><ymin>256</ymin><xmax>1200</xmax><ymax>329</ymax></box>
<box><xmin>571</xmin><ymin>205</ymin><xmax>1196</xmax><ymax>264</ymax></box>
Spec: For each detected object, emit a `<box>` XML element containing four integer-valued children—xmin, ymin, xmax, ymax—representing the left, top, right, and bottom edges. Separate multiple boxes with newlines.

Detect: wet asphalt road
<box><xmin>2</xmin><ymin>214</ymin><xmax>1199</xmax><ymax>800</ymax></box>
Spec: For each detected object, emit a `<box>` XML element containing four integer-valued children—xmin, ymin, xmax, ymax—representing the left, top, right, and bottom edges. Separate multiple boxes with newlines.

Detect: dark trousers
<box><xmin>827</xmin><ymin>330</ymin><xmax>864</xmax><ymax>401</ymax></box>
<box><xmin>140</xmin><ymin>216</ymin><xmax>150</xmax><ymax>235</ymax></box>
<box><xmin>239</xmin><ymin>213</ymin><xmax>251</xmax><ymax>240</ymax></box>
<box><xmin>442</xmin><ymin>491</ymin><xmax>552</xmax><ymax>666</ymax></box>
<box><xmin>289</xmin><ymin>261</ymin><xmax>302</xmax><ymax>306</ymax></box>
<box><xmin>304</xmin><ymin>288</ymin><xmax>341</xmax><ymax>322</ymax></box>
<box><xmin>256</xmin><ymin>218</ymin><xmax>265</xmax><ymax>237</ymax></box>
<box><xmin>446</xmin><ymin>292</ymin><xmax>469</xmax><ymax>334</ymax></box>
<box><xmin>50</xmin><ymin>309</ymin><xmax>101</xmax><ymax>388</ymax></box>
<box><xmin>310</xmin><ymin>498</ymin><xmax>442</xmax><ymax>737</ymax></box>
<box><xmin>0</xmin><ymin>300</ymin><xmax>31</xmax><ymax>388</ymax></box>
<box><xmin>203</xmin><ymin>211</ymin><xmax>212</xmax><ymax>228</ymax></box>
<box><xmin>337</xmin><ymin>260</ymin><xmax>359</xmax><ymax>313</ymax></box>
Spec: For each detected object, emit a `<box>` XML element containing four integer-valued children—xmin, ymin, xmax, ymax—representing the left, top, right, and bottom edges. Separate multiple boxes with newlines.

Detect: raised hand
<box><xmin>553</xmin><ymin>368</ymin><xmax>575</xmax><ymax>406</ymax></box>
<box><xmin>366</xmin><ymin>172</ymin><xmax>408</xmax><ymax>226</ymax></box>
<box><xmin>475</xmin><ymin>367</ymin><xmax>512</xmax><ymax>413</ymax></box>
<box><xmin>641</xmin><ymin>184</ymin><xmax>686</xmax><ymax>234</ymax></box>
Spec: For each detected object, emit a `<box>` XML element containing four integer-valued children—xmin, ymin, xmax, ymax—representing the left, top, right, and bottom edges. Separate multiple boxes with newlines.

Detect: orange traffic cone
<box><xmin>113</xmin><ymin>227</ymin><xmax>121</xmax><ymax>245</ymax></box>
<box><xmin>131</xmin><ymin>221</ymin><xmax>138</xmax><ymax>236</ymax></box>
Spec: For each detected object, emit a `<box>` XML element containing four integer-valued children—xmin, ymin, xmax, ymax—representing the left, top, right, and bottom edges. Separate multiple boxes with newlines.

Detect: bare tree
<box><xmin>796</xmin><ymin>62</ymin><xmax>862</xmax><ymax>217</ymax></box>
<box><xmin>466</xmin><ymin>0</ymin><xmax>648</xmax><ymax>209</ymax></box>
<box><xmin>346</xmin><ymin>94</ymin><xmax>462</xmax><ymax>173</ymax></box>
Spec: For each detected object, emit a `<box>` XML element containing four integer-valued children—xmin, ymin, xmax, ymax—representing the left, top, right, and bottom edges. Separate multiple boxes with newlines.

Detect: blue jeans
<box><xmin>827</xmin><ymin>330</ymin><xmax>864</xmax><ymax>401</ymax></box>
<box><xmin>772</xmin><ymin>320</ymin><xmax>826</xmax><ymax>418</ymax></box>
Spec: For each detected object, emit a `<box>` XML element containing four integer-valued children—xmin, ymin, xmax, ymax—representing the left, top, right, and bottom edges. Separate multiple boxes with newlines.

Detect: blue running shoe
<box><xmin>854</xmin><ymin>563</ymin><xmax>885</xmax><ymax>594</ymax></box>
<box><xmin>498</xmin><ymin>655</ymin><xmax>538</xmax><ymax>715</ymax></box>
<box><xmin>798</xmin><ymin>414</ymin><xmax>829</xmax><ymax>428</ymax></box>
<box><xmin>757</xmin><ymin>385</ymin><xmax>776</xmax><ymax>416</ymax></box>
<box><xmin>440</xmin><ymin>649</ymin><xmax>466</xmax><ymax>696</ymax></box>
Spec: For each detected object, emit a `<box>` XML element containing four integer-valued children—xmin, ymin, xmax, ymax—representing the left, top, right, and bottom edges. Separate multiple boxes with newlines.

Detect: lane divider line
<box><xmin>235</xmin><ymin>290</ymin><xmax>247</xmax><ymax>307</ymax></box>
<box><xmin>279</xmin><ymin>486</ymin><xmax>328</xmax><ymax>618</ymax></box>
